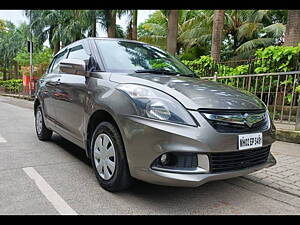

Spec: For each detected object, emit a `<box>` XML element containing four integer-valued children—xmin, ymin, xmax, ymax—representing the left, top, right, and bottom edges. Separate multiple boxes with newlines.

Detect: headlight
<box><xmin>116</xmin><ymin>84</ymin><xmax>197</xmax><ymax>126</ymax></box>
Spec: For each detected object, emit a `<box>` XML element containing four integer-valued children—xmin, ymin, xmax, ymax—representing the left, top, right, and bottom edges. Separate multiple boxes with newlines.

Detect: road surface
<box><xmin>0</xmin><ymin>95</ymin><xmax>300</xmax><ymax>215</ymax></box>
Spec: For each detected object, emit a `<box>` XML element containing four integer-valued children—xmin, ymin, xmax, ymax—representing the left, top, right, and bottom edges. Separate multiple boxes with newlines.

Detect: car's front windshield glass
<box><xmin>95</xmin><ymin>40</ymin><xmax>194</xmax><ymax>76</ymax></box>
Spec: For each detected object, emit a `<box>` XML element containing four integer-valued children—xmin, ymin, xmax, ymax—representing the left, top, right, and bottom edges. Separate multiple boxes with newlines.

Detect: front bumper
<box><xmin>117</xmin><ymin>110</ymin><xmax>277</xmax><ymax>187</ymax></box>
<box><xmin>132</xmin><ymin>153</ymin><xmax>276</xmax><ymax>187</ymax></box>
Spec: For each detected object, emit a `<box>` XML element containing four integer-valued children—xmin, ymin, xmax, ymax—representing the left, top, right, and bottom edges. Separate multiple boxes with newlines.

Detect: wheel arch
<box><xmin>85</xmin><ymin>109</ymin><xmax>125</xmax><ymax>159</ymax></box>
<box><xmin>34</xmin><ymin>98</ymin><xmax>41</xmax><ymax>115</ymax></box>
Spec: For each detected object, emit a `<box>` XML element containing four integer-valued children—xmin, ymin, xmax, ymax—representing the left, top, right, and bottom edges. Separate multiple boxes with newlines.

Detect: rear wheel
<box><xmin>35</xmin><ymin>105</ymin><xmax>52</xmax><ymax>141</ymax></box>
<box><xmin>90</xmin><ymin>121</ymin><xmax>132</xmax><ymax>192</ymax></box>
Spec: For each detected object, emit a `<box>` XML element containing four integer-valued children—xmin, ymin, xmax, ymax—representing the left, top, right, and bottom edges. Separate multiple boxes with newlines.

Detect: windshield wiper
<box><xmin>135</xmin><ymin>69</ymin><xmax>179</xmax><ymax>75</ymax></box>
<box><xmin>134</xmin><ymin>69</ymin><xmax>196</xmax><ymax>78</ymax></box>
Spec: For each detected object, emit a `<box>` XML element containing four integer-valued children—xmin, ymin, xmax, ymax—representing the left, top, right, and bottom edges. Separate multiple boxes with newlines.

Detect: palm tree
<box><xmin>0</xmin><ymin>19</ymin><xmax>6</xmax><ymax>31</ymax></box>
<box><xmin>139</xmin><ymin>10</ymin><xmax>286</xmax><ymax>60</ymax></box>
<box><xmin>0</xmin><ymin>21</ymin><xmax>28</xmax><ymax>80</ymax></box>
<box><xmin>211</xmin><ymin>10</ymin><xmax>225</xmax><ymax>62</ymax></box>
<box><xmin>132</xmin><ymin>10</ymin><xmax>138</xmax><ymax>40</ymax></box>
<box><xmin>83</xmin><ymin>10</ymin><xmax>97</xmax><ymax>37</ymax></box>
<box><xmin>224</xmin><ymin>10</ymin><xmax>285</xmax><ymax>59</ymax></box>
<box><xmin>284</xmin><ymin>10</ymin><xmax>300</xmax><ymax>130</ymax></box>
<box><xmin>125</xmin><ymin>10</ymin><xmax>138</xmax><ymax>40</ymax></box>
<box><xmin>25</xmin><ymin>10</ymin><xmax>62</xmax><ymax>54</ymax></box>
<box><xmin>107</xmin><ymin>10</ymin><xmax>116</xmax><ymax>38</ymax></box>
<box><xmin>284</xmin><ymin>10</ymin><xmax>300</xmax><ymax>46</ymax></box>
<box><xmin>167</xmin><ymin>10</ymin><xmax>179</xmax><ymax>55</ymax></box>
<box><xmin>167</xmin><ymin>10</ymin><xmax>178</xmax><ymax>55</ymax></box>
<box><xmin>26</xmin><ymin>10</ymin><xmax>94</xmax><ymax>54</ymax></box>
<box><xmin>97</xmin><ymin>10</ymin><xmax>128</xmax><ymax>38</ymax></box>
<box><xmin>138</xmin><ymin>10</ymin><xmax>213</xmax><ymax>53</ymax></box>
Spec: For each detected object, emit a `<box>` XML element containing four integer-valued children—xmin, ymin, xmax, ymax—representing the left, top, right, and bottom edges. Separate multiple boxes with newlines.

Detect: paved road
<box><xmin>1</xmin><ymin>95</ymin><xmax>300</xmax><ymax>215</ymax></box>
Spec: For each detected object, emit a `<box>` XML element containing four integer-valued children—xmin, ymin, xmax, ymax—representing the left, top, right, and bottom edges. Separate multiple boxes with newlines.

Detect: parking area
<box><xmin>0</xmin><ymin>95</ymin><xmax>300</xmax><ymax>215</ymax></box>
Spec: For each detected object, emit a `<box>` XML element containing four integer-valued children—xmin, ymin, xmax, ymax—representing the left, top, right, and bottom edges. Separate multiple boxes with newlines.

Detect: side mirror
<box><xmin>59</xmin><ymin>58</ymin><xmax>88</xmax><ymax>77</ymax></box>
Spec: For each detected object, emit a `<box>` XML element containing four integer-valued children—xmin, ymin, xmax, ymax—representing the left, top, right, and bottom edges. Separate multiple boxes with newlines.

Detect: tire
<box><xmin>35</xmin><ymin>105</ymin><xmax>53</xmax><ymax>141</ymax></box>
<box><xmin>90</xmin><ymin>121</ymin><xmax>133</xmax><ymax>192</ymax></box>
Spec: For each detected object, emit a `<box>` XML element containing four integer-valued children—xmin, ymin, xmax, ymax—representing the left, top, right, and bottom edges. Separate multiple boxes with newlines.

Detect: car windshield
<box><xmin>95</xmin><ymin>40</ymin><xmax>195</xmax><ymax>76</ymax></box>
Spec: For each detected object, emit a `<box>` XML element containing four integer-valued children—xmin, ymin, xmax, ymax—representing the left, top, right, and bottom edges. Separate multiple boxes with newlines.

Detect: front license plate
<box><xmin>238</xmin><ymin>133</ymin><xmax>263</xmax><ymax>150</ymax></box>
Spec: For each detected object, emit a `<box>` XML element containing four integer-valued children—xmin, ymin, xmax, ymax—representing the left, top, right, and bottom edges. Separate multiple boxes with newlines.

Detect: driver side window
<box><xmin>48</xmin><ymin>50</ymin><xmax>68</xmax><ymax>74</ymax></box>
<box><xmin>67</xmin><ymin>45</ymin><xmax>90</xmax><ymax>63</ymax></box>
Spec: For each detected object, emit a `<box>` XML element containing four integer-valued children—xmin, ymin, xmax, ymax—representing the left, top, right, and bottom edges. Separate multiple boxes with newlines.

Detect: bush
<box><xmin>254</xmin><ymin>45</ymin><xmax>300</xmax><ymax>73</ymax></box>
<box><xmin>182</xmin><ymin>44</ymin><xmax>300</xmax><ymax>77</ymax></box>
<box><xmin>182</xmin><ymin>56</ymin><xmax>215</xmax><ymax>76</ymax></box>
<box><xmin>0</xmin><ymin>79</ymin><xmax>23</xmax><ymax>92</ymax></box>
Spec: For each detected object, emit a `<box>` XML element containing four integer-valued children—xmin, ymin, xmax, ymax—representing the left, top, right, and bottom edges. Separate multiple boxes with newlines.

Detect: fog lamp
<box><xmin>160</xmin><ymin>153</ymin><xmax>169</xmax><ymax>165</ymax></box>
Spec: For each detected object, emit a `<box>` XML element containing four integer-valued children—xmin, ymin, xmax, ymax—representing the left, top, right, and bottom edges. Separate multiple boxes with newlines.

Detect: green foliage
<box><xmin>14</xmin><ymin>47</ymin><xmax>53</xmax><ymax>67</ymax></box>
<box><xmin>183</xmin><ymin>45</ymin><xmax>300</xmax><ymax>77</ymax></box>
<box><xmin>149</xmin><ymin>59</ymin><xmax>174</xmax><ymax>70</ymax></box>
<box><xmin>138</xmin><ymin>10</ymin><xmax>288</xmax><ymax>60</ymax></box>
<box><xmin>254</xmin><ymin>44</ymin><xmax>300</xmax><ymax>73</ymax></box>
<box><xmin>182</xmin><ymin>56</ymin><xmax>250</xmax><ymax>77</ymax></box>
<box><xmin>295</xmin><ymin>85</ymin><xmax>300</xmax><ymax>104</ymax></box>
<box><xmin>182</xmin><ymin>56</ymin><xmax>214</xmax><ymax>76</ymax></box>
<box><xmin>179</xmin><ymin>46</ymin><xmax>205</xmax><ymax>61</ymax></box>
<box><xmin>0</xmin><ymin>79</ymin><xmax>22</xmax><ymax>91</ymax></box>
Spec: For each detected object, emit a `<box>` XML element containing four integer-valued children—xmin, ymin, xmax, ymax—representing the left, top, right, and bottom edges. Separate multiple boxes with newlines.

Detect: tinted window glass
<box><xmin>95</xmin><ymin>40</ymin><xmax>194</xmax><ymax>76</ymax></box>
<box><xmin>67</xmin><ymin>45</ymin><xmax>90</xmax><ymax>63</ymax></box>
<box><xmin>49</xmin><ymin>50</ymin><xmax>68</xmax><ymax>73</ymax></box>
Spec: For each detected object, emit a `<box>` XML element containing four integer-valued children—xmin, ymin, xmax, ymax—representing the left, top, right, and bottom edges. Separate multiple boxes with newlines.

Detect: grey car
<box><xmin>34</xmin><ymin>37</ymin><xmax>276</xmax><ymax>192</ymax></box>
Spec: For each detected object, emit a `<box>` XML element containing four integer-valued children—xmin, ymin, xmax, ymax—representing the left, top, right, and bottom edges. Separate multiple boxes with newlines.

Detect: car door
<box><xmin>42</xmin><ymin>50</ymin><xmax>68</xmax><ymax>123</ymax></box>
<box><xmin>53</xmin><ymin>44</ymin><xmax>91</xmax><ymax>142</ymax></box>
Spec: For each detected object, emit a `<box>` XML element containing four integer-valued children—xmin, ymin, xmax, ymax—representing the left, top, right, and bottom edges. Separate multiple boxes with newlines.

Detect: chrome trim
<box><xmin>151</xmin><ymin>154</ymin><xmax>210</xmax><ymax>174</ymax></box>
<box><xmin>151</xmin><ymin>166</ymin><xmax>208</xmax><ymax>174</ymax></box>
<box><xmin>202</xmin><ymin>112</ymin><xmax>266</xmax><ymax>128</ymax></box>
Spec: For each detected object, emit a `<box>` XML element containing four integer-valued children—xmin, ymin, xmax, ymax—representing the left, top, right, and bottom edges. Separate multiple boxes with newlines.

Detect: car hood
<box><xmin>110</xmin><ymin>73</ymin><xmax>265</xmax><ymax>110</ymax></box>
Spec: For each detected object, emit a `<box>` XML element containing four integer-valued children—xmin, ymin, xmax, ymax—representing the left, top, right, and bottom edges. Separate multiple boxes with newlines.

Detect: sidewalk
<box><xmin>244</xmin><ymin>141</ymin><xmax>300</xmax><ymax>197</ymax></box>
<box><xmin>275</xmin><ymin>122</ymin><xmax>300</xmax><ymax>144</ymax></box>
<box><xmin>0</xmin><ymin>93</ymin><xmax>34</xmax><ymax>101</ymax></box>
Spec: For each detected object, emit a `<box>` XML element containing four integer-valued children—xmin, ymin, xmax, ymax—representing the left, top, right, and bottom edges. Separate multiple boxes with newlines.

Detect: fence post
<box><xmin>296</xmin><ymin>97</ymin><xmax>300</xmax><ymax>131</ymax></box>
<box><xmin>213</xmin><ymin>72</ymin><xmax>218</xmax><ymax>81</ymax></box>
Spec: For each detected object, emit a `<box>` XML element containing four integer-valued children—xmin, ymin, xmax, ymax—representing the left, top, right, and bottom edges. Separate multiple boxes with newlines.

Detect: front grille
<box><xmin>199</xmin><ymin>109</ymin><xmax>269</xmax><ymax>133</ymax></box>
<box><xmin>209</xmin><ymin>146</ymin><xmax>270</xmax><ymax>173</ymax></box>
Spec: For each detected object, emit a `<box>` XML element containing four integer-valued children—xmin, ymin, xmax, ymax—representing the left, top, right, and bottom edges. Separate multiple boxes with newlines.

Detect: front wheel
<box><xmin>90</xmin><ymin>121</ymin><xmax>132</xmax><ymax>192</ymax></box>
<box><xmin>35</xmin><ymin>105</ymin><xmax>52</xmax><ymax>141</ymax></box>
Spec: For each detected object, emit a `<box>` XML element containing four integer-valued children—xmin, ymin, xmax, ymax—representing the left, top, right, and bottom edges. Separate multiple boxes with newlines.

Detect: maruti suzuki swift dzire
<box><xmin>34</xmin><ymin>38</ymin><xmax>276</xmax><ymax>192</ymax></box>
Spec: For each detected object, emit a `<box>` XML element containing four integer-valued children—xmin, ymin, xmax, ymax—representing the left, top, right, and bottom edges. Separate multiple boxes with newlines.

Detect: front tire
<box><xmin>35</xmin><ymin>105</ymin><xmax>52</xmax><ymax>141</ymax></box>
<box><xmin>91</xmin><ymin>121</ymin><xmax>132</xmax><ymax>192</ymax></box>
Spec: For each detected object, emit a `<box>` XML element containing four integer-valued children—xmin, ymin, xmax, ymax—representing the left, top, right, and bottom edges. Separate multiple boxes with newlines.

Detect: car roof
<box><xmin>55</xmin><ymin>37</ymin><xmax>147</xmax><ymax>56</ymax></box>
<box><xmin>85</xmin><ymin>37</ymin><xmax>146</xmax><ymax>45</ymax></box>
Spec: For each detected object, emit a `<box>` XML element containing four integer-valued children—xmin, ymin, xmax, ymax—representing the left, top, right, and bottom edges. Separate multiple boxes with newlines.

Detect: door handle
<box><xmin>45</xmin><ymin>78</ymin><xmax>61</xmax><ymax>87</ymax></box>
<box><xmin>55</xmin><ymin>79</ymin><xmax>61</xmax><ymax>85</ymax></box>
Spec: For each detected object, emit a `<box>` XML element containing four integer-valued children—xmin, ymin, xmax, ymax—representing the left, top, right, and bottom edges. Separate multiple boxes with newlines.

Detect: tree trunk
<box><xmin>127</xmin><ymin>20</ymin><xmax>133</xmax><ymax>40</ymax></box>
<box><xmin>14</xmin><ymin>62</ymin><xmax>18</xmax><ymax>79</ymax></box>
<box><xmin>92</xmin><ymin>17</ymin><xmax>97</xmax><ymax>37</ymax></box>
<box><xmin>53</xmin><ymin>41</ymin><xmax>60</xmax><ymax>55</ymax></box>
<box><xmin>285</xmin><ymin>10</ymin><xmax>300</xmax><ymax>129</ymax></box>
<box><xmin>3</xmin><ymin>66</ymin><xmax>7</xmax><ymax>81</ymax></box>
<box><xmin>107</xmin><ymin>10</ymin><xmax>116</xmax><ymax>38</ymax></box>
<box><xmin>211</xmin><ymin>10</ymin><xmax>225</xmax><ymax>62</ymax></box>
<box><xmin>49</xmin><ymin>27</ymin><xmax>54</xmax><ymax>50</ymax></box>
<box><xmin>284</xmin><ymin>10</ymin><xmax>300</xmax><ymax>46</ymax></box>
<box><xmin>9</xmin><ymin>65</ymin><xmax>13</xmax><ymax>80</ymax></box>
<box><xmin>167</xmin><ymin>10</ymin><xmax>179</xmax><ymax>56</ymax></box>
<box><xmin>91</xmin><ymin>10</ymin><xmax>97</xmax><ymax>37</ymax></box>
<box><xmin>296</xmin><ymin>97</ymin><xmax>300</xmax><ymax>131</ymax></box>
<box><xmin>132</xmin><ymin>10</ymin><xmax>138</xmax><ymax>40</ymax></box>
